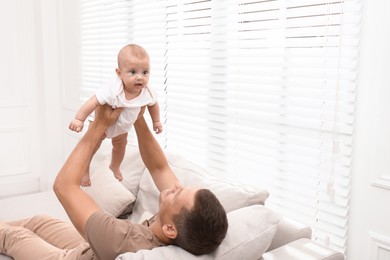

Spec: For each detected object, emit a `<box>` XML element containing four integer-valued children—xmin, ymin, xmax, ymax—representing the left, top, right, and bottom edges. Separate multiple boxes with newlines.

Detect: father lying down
<box><xmin>0</xmin><ymin>105</ymin><xmax>228</xmax><ymax>259</ymax></box>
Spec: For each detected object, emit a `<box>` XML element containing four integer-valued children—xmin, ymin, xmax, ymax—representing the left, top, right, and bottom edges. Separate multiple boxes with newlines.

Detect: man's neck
<box><xmin>149</xmin><ymin>216</ymin><xmax>171</xmax><ymax>245</ymax></box>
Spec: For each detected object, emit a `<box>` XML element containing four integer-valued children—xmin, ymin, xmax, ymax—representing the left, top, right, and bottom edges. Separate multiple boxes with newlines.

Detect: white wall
<box><xmin>0</xmin><ymin>0</ymin><xmax>63</xmax><ymax>197</ymax></box>
<box><xmin>0</xmin><ymin>0</ymin><xmax>79</xmax><ymax>197</ymax></box>
<box><xmin>348</xmin><ymin>0</ymin><xmax>390</xmax><ymax>259</ymax></box>
<box><xmin>37</xmin><ymin>0</ymin><xmax>65</xmax><ymax>189</ymax></box>
<box><xmin>57</xmin><ymin>0</ymin><xmax>82</xmax><ymax>159</ymax></box>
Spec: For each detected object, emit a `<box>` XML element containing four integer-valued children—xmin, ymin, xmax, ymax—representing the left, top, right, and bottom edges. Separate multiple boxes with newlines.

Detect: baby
<box><xmin>69</xmin><ymin>44</ymin><xmax>162</xmax><ymax>186</ymax></box>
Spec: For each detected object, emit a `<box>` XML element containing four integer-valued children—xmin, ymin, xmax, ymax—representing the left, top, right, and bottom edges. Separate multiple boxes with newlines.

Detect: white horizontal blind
<box><xmin>122</xmin><ymin>0</ymin><xmax>168</xmax><ymax>143</ymax></box>
<box><xmin>164</xmin><ymin>0</ymin><xmax>360</xmax><ymax>254</ymax></box>
<box><xmin>80</xmin><ymin>0</ymin><xmax>361</xmax><ymax>255</ymax></box>
<box><xmin>230</xmin><ymin>1</ymin><xmax>360</xmax><ymax>253</ymax></box>
<box><xmin>81</xmin><ymin>0</ymin><xmax>133</xmax><ymax>99</ymax></box>
<box><xmin>164</xmin><ymin>0</ymin><xmax>214</xmax><ymax>158</ymax></box>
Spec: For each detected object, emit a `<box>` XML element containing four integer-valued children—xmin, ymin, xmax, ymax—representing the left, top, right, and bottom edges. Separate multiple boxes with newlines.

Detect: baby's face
<box><xmin>118</xmin><ymin>54</ymin><xmax>150</xmax><ymax>95</ymax></box>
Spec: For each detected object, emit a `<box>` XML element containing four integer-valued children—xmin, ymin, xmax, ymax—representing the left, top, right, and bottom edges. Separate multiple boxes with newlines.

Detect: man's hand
<box><xmin>91</xmin><ymin>104</ymin><xmax>123</xmax><ymax>130</ymax></box>
<box><xmin>137</xmin><ymin>106</ymin><xmax>146</xmax><ymax>121</ymax></box>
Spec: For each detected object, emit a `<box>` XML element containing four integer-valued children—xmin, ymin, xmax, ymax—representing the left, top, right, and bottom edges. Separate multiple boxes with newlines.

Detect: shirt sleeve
<box><xmin>85</xmin><ymin>211</ymin><xmax>157</xmax><ymax>260</ymax></box>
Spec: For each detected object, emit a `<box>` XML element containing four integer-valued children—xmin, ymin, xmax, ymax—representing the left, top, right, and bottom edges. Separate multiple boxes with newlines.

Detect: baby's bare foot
<box><xmin>81</xmin><ymin>174</ymin><xmax>91</xmax><ymax>187</ymax></box>
<box><xmin>109</xmin><ymin>165</ymin><xmax>123</xmax><ymax>181</ymax></box>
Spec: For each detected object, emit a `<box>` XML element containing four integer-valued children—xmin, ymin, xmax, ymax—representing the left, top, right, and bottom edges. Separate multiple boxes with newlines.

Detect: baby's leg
<box><xmin>81</xmin><ymin>134</ymin><xmax>105</xmax><ymax>186</ymax></box>
<box><xmin>110</xmin><ymin>132</ymin><xmax>128</xmax><ymax>181</ymax></box>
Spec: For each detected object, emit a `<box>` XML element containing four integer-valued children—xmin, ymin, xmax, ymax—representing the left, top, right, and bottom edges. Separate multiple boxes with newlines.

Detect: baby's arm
<box><xmin>69</xmin><ymin>95</ymin><xmax>100</xmax><ymax>133</ymax></box>
<box><xmin>147</xmin><ymin>101</ymin><xmax>163</xmax><ymax>134</ymax></box>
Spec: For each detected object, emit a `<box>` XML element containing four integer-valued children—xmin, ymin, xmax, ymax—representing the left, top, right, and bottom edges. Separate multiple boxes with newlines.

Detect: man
<box><xmin>0</xmin><ymin>105</ymin><xmax>228</xmax><ymax>259</ymax></box>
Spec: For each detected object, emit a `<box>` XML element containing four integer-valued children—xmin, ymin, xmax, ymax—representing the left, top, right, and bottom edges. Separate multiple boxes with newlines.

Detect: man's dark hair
<box><xmin>172</xmin><ymin>189</ymin><xmax>228</xmax><ymax>255</ymax></box>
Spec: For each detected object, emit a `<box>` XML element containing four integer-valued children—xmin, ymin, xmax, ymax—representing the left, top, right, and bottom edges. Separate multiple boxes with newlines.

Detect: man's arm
<box><xmin>53</xmin><ymin>104</ymin><xmax>122</xmax><ymax>238</ymax></box>
<box><xmin>134</xmin><ymin>116</ymin><xmax>180</xmax><ymax>191</ymax></box>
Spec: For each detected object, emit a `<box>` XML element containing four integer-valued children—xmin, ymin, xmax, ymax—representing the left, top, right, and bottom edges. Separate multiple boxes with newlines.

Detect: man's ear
<box><xmin>162</xmin><ymin>224</ymin><xmax>178</xmax><ymax>240</ymax></box>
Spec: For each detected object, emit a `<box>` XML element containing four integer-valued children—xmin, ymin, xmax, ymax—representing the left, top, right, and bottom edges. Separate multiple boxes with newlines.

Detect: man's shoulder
<box><xmin>85</xmin><ymin>211</ymin><xmax>161</xmax><ymax>259</ymax></box>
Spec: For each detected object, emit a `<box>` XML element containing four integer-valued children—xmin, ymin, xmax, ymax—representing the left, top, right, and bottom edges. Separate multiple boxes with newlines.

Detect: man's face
<box><xmin>159</xmin><ymin>185</ymin><xmax>199</xmax><ymax>224</ymax></box>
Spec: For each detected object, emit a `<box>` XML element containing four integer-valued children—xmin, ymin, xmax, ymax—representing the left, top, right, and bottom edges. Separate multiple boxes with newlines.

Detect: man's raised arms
<box><xmin>134</xmin><ymin>115</ymin><xmax>180</xmax><ymax>192</ymax></box>
<box><xmin>53</xmin><ymin>105</ymin><xmax>123</xmax><ymax>238</ymax></box>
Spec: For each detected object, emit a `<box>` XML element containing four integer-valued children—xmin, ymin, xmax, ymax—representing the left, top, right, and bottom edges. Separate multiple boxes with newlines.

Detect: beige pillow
<box><xmin>83</xmin><ymin>159</ymin><xmax>136</xmax><ymax>217</ymax></box>
<box><xmin>118</xmin><ymin>205</ymin><xmax>279</xmax><ymax>260</ymax></box>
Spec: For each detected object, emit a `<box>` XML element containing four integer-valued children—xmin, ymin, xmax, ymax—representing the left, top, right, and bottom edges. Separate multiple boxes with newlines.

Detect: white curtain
<box><xmin>81</xmin><ymin>0</ymin><xmax>361</xmax><ymax>254</ymax></box>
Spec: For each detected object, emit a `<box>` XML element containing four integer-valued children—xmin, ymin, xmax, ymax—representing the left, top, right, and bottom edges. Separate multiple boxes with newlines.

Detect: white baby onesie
<box><xmin>95</xmin><ymin>77</ymin><xmax>157</xmax><ymax>138</ymax></box>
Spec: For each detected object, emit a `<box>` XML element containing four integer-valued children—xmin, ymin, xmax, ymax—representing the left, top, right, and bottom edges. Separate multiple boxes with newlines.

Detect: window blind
<box><xmin>81</xmin><ymin>0</ymin><xmax>133</xmax><ymax>99</ymax></box>
<box><xmin>80</xmin><ymin>0</ymin><xmax>361</xmax><ymax>255</ymax></box>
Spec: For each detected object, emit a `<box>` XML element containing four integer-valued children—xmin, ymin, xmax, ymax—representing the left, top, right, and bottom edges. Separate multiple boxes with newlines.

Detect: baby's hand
<box><xmin>69</xmin><ymin>119</ymin><xmax>84</xmax><ymax>133</ymax></box>
<box><xmin>153</xmin><ymin>121</ymin><xmax>163</xmax><ymax>134</ymax></box>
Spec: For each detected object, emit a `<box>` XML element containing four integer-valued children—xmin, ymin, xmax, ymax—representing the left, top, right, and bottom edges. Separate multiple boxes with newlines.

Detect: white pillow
<box><xmin>129</xmin><ymin>171</ymin><xmax>159</xmax><ymax>223</ymax></box>
<box><xmin>119</xmin><ymin>144</ymin><xmax>146</xmax><ymax>196</ymax></box>
<box><xmin>83</xmin><ymin>159</ymin><xmax>136</xmax><ymax>217</ymax></box>
<box><xmin>130</xmin><ymin>152</ymin><xmax>269</xmax><ymax>223</ymax></box>
<box><xmin>117</xmin><ymin>205</ymin><xmax>279</xmax><ymax>260</ymax></box>
<box><xmin>168</xmin><ymin>152</ymin><xmax>269</xmax><ymax>209</ymax></box>
<box><xmin>89</xmin><ymin>142</ymin><xmax>146</xmax><ymax>196</ymax></box>
<box><xmin>211</xmin><ymin>205</ymin><xmax>278</xmax><ymax>259</ymax></box>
